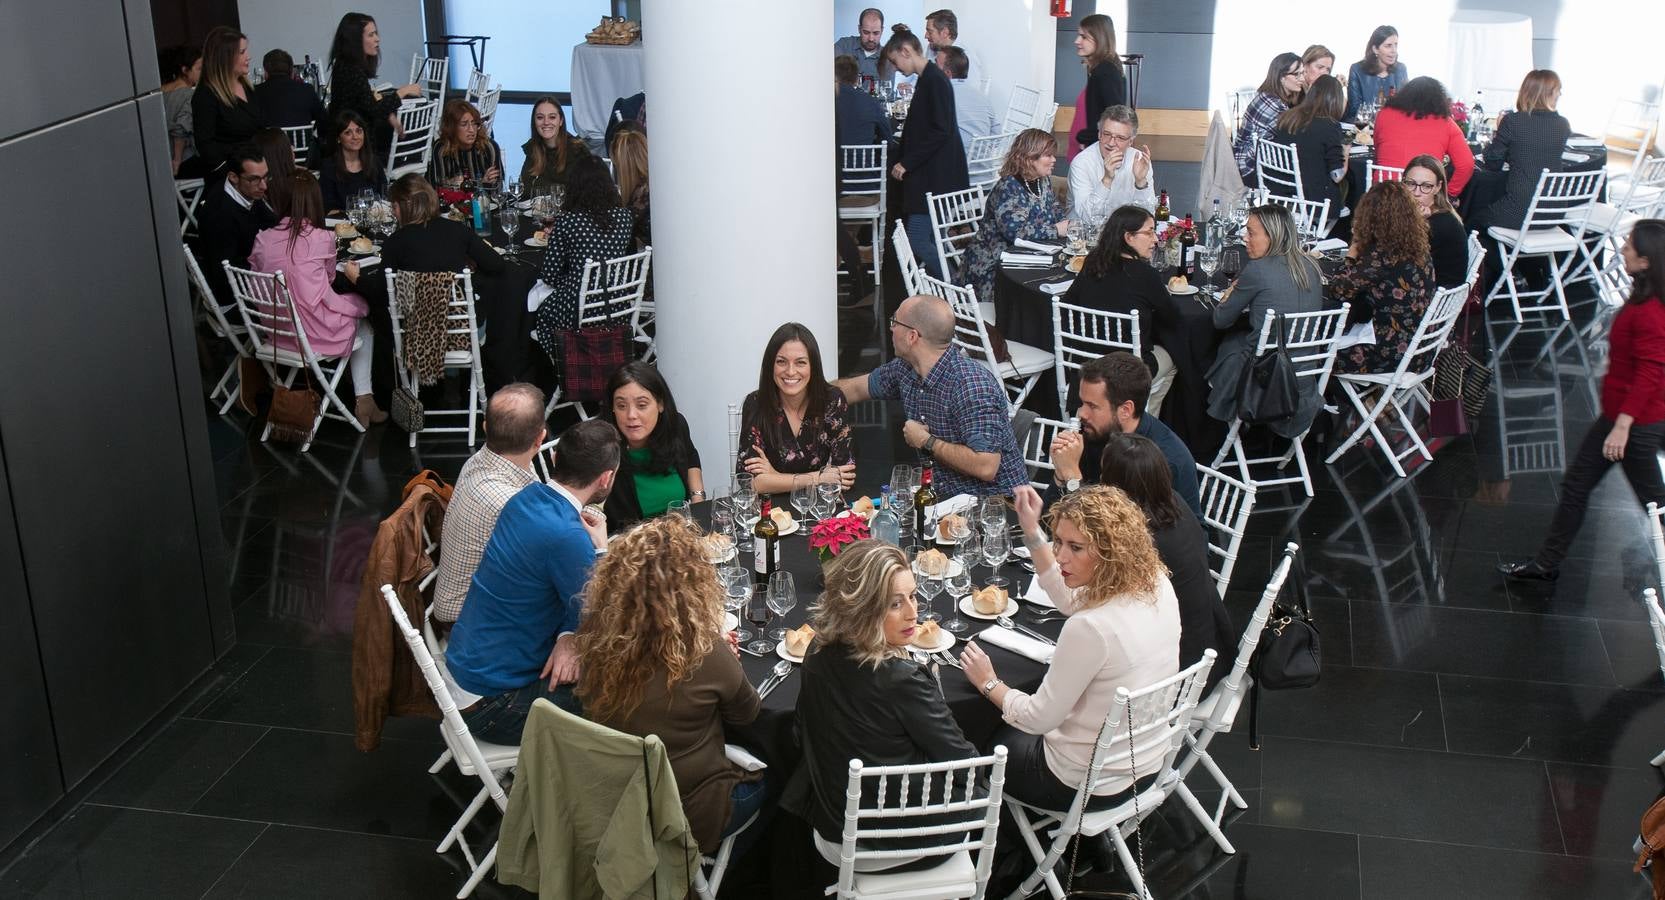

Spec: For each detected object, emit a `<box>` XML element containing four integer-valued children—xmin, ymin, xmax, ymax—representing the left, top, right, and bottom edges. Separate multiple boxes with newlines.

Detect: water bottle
<box><xmin>1471</xmin><ymin>91</ymin><xmax>1487</xmax><ymax>142</ymax></box>
<box><xmin>871</xmin><ymin>485</ymin><xmax>901</xmax><ymax>546</ymax></box>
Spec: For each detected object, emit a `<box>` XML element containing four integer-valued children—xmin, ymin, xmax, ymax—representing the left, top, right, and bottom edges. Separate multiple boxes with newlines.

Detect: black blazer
<box><xmin>604</xmin><ymin>412</ymin><xmax>701</xmax><ymax>533</ymax></box>
<box><xmin>253</xmin><ymin>77</ymin><xmax>325</xmax><ymax>131</ymax></box>
<box><xmin>897</xmin><ymin>62</ymin><xmax>969</xmax><ymax>216</ymax></box>
<box><xmin>1151</xmin><ymin>503</ymin><xmax>1235</xmax><ymax>691</ymax></box>
<box><xmin>1428</xmin><ymin>210</ymin><xmax>1468</xmax><ymax>288</ymax></box>
<box><xmin>328</xmin><ymin>59</ymin><xmax>402</xmax><ymax>161</ymax></box>
<box><xmin>1268</xmin><ymin>117</ymin><xmax>1345</xmax><ymax>211</ymax></box>
<box><xmin>1075</xmin><ymin>59</ymin><xmax>1128</xmax><ymax>149</ymax></box>
<box><xmin>1061</xmin><ymin>258</ymin><xmax>1171</xmax><ymax>371</ymax></box>
<box><xmin>380</xmin><ymin>218</ymin><xmax>505</xmax><ymax>276</ymax></box>
<box><xmin>191</xmin><ymin>87</ymin><xmax>264</xmax><ymax>172</ymax></box>
<box><xmin>797</xmin><ymin>642</ymin><xmax>982</xmax><ymax>849</ymax></box>
<box><xmin>194</xmin><ymin>181</ymin><xmax>278</xmax><ymax>305</ymax></box>
<box><xmin>1482</xmin><ymin>109</ymin><xmax>1570</xmax><ymax>229</ymax></box>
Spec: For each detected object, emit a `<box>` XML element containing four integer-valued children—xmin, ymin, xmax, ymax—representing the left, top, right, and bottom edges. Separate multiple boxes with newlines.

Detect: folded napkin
<box><xmin>1001</xmin><ymin>252</ymin><xmax>1053</xmax><ymax>266</ymax></box>
<box><xmin>724</xmin><ymin>743</ymin><xmax>768</xmax><ymax>772</ymax></box>
<box><xmin>1333</xmin><ymin>320</ymin><xmax>1377</xmax><ymax>350</ymax></box>
<box><xmin>977</xmin><ymin>625</ymin><xmax>1055</xmax><ymax>664</ymax></box>
<box><xmin>337</xmin><ymin>256</ymin><xmax>380</xmax><ymax>271</ymax></box>
<box><xmin>1039</xmin><ymin>278</ymin><xmax>1075</xmax><ymax>296</ymax></box>
<box><xmin>1347</xmin><ymin>144</ymin><xmax>1370</xmax><ymax>156</ymax></box>
<box><xmin>1023</xmin><ymin>575</ymin><xmax>1058</xmax><ymax>609</ymax></box>
<box><xmin>1561</xmin><ymin>151</ymin><xmax>1590</xmax><ymax>164</ymax></box>
<box><xmin>325</xmin><ymin>217</ymin><xmax>348</xmax><ymax>227</ymax></box>
<box><xmin>1311</xmin><ymin>238</ymin><xmax>1348</xmax><ymax>254</ymax></box>
<box><xmin>1014</xmin><ymin>238</ymin><xmax>1063</xmax><ymax>253</ymax></box>
<box><xmin>1566</xmin><ymin>136</ymin><xmax>1602</xmax><ymax>148</ymax></box>
<box><xmin>929</xmin><ymin>493</ymin><xmax>977</xmax><ymax>518</ymax></box>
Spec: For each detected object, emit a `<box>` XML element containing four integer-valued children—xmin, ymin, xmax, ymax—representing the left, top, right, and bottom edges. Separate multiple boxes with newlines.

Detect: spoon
<box><xmin>758</xmin><ymin>660</ymin><xmax>793</xmax><ymax>697</ymax></box>
<box><xmin>996</xmin><ymin>615</ymin><xmax>1056</xmax><ymax>646</ymax></box>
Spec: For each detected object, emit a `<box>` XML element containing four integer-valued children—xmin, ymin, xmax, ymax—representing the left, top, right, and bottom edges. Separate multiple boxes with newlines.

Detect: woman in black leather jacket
<box><xmin>796</xmin><ymin>540</ymin><xmax>980</xmax><ymax>870</ymax></box>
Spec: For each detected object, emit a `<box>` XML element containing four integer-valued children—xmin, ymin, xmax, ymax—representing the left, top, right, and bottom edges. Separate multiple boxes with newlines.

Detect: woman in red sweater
<box><xmin>1372</xmin><ymin>76</ymin><xmax>1474</xmax><ymax>197</ymax></box>
<box><xmin>1500</xmin><ymin>220</ymin><xmax>1665</xmax><ymax>580</ymax></box>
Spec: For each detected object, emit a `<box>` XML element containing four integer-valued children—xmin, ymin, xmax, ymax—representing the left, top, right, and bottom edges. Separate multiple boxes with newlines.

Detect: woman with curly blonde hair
<box><xmin>1328</xmin><ymin>179</ymin><xmax>1434</xmax><ymax>374</ymax></box>
<box><xmin>959</xmin><ymin>484</ymin><xmax>1181</xmax><ymax>814</ymax></box>
<box><xmin>575</xmin><ymin>516</ymin><xmax>766</xmax><ymax>854</ymax></box>
<box><xmin>797</xmin><ymin>540</ymin><xmax>982</xmax><ymax>868</ymax></box>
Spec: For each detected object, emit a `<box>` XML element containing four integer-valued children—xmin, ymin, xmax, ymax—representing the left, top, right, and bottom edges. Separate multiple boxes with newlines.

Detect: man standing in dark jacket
<box><xmin>883</xmin><ymin>27</ymin><xmax>968</xmax><ymax>279</ymax></box>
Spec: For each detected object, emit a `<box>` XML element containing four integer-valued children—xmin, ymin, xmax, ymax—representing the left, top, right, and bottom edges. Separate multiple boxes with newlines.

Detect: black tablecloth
<box><xmin>687</xmin><ymin>502</ymin><xmax>1060</xmax><ymax>774</ymax></box>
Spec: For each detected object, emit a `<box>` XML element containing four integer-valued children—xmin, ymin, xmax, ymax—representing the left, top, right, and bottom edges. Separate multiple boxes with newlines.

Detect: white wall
<box><xmin>239</xmin><ymin>0</ymin><xmax>424</xmax><ymax>87</ymax></box>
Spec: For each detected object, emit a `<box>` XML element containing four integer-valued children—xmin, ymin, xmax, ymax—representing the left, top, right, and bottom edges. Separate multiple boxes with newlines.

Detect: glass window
<box><xmin>442</xmin><ymin>0</ymin><xmax>612</xmax><ymax>93</ymax></box>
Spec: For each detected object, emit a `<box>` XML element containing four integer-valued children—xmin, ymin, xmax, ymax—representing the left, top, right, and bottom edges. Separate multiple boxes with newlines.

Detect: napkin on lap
<box><xmin>1039</xmin><ymin>279</ymin><xmax>1075</xmax><ymax>295</ymax></box>
<box><xmin>978</xmin><ymin>625</ymin><xmax>1055</xmax><ymax>663</ymax></box>
<box><xmin>724</xmin><ymin>744</ymin><xmax>768</xmax><ymax>772</ymax></box>
<box><xmin>1311</xmin><ymin>238</ymin><xmax>1347</xmax><ymax>254</ymax></box>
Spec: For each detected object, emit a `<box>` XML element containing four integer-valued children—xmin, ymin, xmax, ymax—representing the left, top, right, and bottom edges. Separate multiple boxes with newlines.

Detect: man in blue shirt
<box><xmin>1049</xmin><ymin>352</ymin><xmax>1204</xmax><ymax>521</ymax></box>
<box><xmin>444</xmin><ymin>419</ymin><xmax>619</xmax><ymax>745</ymax></box>
<box><xmin>835</xmin><ymin>295</ymin><xmax>1028</xmax><ymax>497</ymax></box>
<box><xmin>936</xmin><ymin>47</ymin><xmax>997</xmax><ymax>156</ymax></box>
<box><xmin>832</xmin><ymin>7</ymin><xmax>886</xmax><ymax>82</ymax></box>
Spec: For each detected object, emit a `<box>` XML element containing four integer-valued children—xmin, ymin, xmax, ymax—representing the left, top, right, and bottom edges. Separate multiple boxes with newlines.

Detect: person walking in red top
<box><xmin>1500</xmin><ymin>220</ymin><xmax>1665</xmax><ymax>580</ymax></box>
<box><xmin>1372</xmin><ymin>76</ymin><xmax>1475</xmax><ymax>196</ymax></box>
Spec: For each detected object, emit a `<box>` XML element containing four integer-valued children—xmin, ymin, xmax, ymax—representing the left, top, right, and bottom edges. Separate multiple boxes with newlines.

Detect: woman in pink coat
<box><xmin>249</xmin><ymin>170</ymin><xmax>386</xmax><ymax>426</ymax></box>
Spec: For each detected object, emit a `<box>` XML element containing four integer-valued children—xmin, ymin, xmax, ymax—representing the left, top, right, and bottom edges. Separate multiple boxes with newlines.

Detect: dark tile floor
<box><xmin>3</xmin><ymin>302</ymin><xmax>1662</xmax><ymax>899</ymax></box>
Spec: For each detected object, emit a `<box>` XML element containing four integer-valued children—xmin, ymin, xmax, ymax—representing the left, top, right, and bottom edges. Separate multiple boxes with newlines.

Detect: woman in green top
<box><xmin>519</xmin><ymin>97</ymin><xmax>590</xmax><ymax>197</ymax></box>
<box><xmin>601</xmin><ymin>362</ymin><xmax>705</xmax><ymax>532</ymax></box>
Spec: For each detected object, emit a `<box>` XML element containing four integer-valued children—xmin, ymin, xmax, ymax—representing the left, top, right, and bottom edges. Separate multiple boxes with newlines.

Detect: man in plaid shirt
<box><xmin>835</xmin><ymin>295</ymin><xmax>1027</xmax><ymax>497</ymax></box>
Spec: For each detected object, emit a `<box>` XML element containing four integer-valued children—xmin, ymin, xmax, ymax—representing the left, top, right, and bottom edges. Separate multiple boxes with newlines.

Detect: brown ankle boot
<box><xmin>355</xmin><ymin>394</ymin><xmax>388</xmax><ymax>427</ymax></box>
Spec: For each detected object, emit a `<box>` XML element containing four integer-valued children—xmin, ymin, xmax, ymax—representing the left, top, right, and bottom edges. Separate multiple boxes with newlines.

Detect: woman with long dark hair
<box><xmin>192</xmin><ymin>27</ymin><xmax>264</xmax><ymax>171</ymax></box>
<box><xmin>738</xmin><ymin>323</ymin><xmax>855</xmax><ymax>495</ymax></box>
<box><xmin>533</xmin><ymin>155</ymin><xmax>635</xmax><ymax>374</ymax></box>
<box><xmin>326</xmin><ymin>13</ymin><xmax>421</xmax><ymax>164</ymax></box>
<box><xmin>600</xmin><ymin>362</ymin><xmax>705</xmax><ymax>531</ymax></box>
<box><xmin>248</xmin><ymin>171</ymin><xmax>384</xmax><ymax>426</ymax></box>
<box><xmin>318</xmin><ymin>110</ymin><xmax>385</xmax><ymax>212</ymax></box>
<box><xmin>519</xmin><ymin>97</ymin><xmax>589</xmax><ymax>196</ymax></box>
<box><xmin>1328</xmin><ymin>181</ymin><xmax>1434</xmax><ymax>374</ymax></box>
<box><xmin>1500</xmin><ymin>221</ymin><xmax>1665</xmax><ymax>581</ymax></box>
<box><xmin>1071</xmin><ymin>14</ymin><xmax>1127</xmax><ymax>155</ymax></box>
<box><xmin>1344</xmin><ymin>25</ymin><xmax>1407</xmax><ymax>122</ymax></box>
<box><xmin>1268</xmin><ymin>74</ymin><xmax>1348</xmax><ymax>211</ymax></box>
<box><xmin>1062</xmin><ymin>204</ymin><xmax>1175</xmax><ymax>410</ymax></box>
<box><xmin>249</xmin><ymin>127</ymin><xmax>297</xmax><ymax>215</ymax></box>
<box><xmin>1373</xmin><ymin>76</ymin><xmax>1474</xmax><ymax>196</ymax></box>
<box><xmin>960</xmin><ymin>128</ymin><xmax>1071</xmax><ymax>301</ymax></box>
<box><xmin>1232</xmin><ymin>52</ymin><xmax>1305</xmax><ymax>180</ymax></box>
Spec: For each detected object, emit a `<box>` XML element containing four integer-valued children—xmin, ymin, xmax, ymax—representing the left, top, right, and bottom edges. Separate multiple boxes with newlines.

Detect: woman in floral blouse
<box><xmin>738</xmin><ymin>323</ymin><xmax>856</xmax><ymax>494</ymax></box>
<box><xmin>960</xmin><ymin>128</ymin><xmax>1071</xmax><ymax>302</ymax></box>
<box><xmin>1328</xmin><ymin>181</ymin><xmax>1434</xmax><ymax>374</ymax></box>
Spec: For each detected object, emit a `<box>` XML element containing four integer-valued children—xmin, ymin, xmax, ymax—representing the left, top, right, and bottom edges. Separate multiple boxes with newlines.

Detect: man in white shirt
<box><xmin>832</xmin><ymin>7</ymin><xmax>886</xmax><ymax>82</ymax></box>
<box><xmin>1067</xmin><ymin>105</ymin><xmax>1157</xmax><ymax>225</ymax></box>
<box><xmin>935</xmin><ymin>47</ymin><xmax>997</xmax><ymax>155</ymax></box>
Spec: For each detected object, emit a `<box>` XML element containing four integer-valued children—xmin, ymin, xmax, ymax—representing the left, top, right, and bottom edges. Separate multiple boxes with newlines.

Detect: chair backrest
<box><xmin>1387</xmin><ymin>282</ymin><xmax>1469</xmax><ymax>383</ymax></box>
<box><xmin>838</xmin><ymin>143</ymin><xmax>888</xmax><ymax>205</ymax></box>
<box><xmin>388</xmin><ymin>99</ymin><xmax>441</xmax><ymax>179</ymax></box>
<box><xmin>1196</xmin><ymin>463</ymin><xmax>1257</xmax><ymax>596</ymax></box>
<box><xmin>833</xmin><ymin>748</ymin><xmax>1008</xmax><ymax>896</ymax></box>
<box><xmin>1645</xmin><ymin>587</ymin><xmax>1665</xmax><ymax>685</ymax></box>
<box><xmin>966</xmin><ymin>131</ymin><xmax>1018</xmax><ymax>191</ymax></box>
<box><xmin>1050</xmin><ymin>297</ymin><xmax>1140</xmax><ymax>413</ymax></box>
<box><xmin>464</xmin><ymin>68</ymin><xmax>492</xmax><ymax>106</ymax></box>
<box><xmin>1034</xmin><ymin>100</ymin><xmax>1060</xmax><ymax>130</ymax></box>
<box><xmin>1519</xmin><ymin>169</ymin><xmax>1606</xmax><ymax>234</ymax></box>
<box><xmin>1065</xmin><ymin>651</ymin><xmax>1216</xmax><ymax>833</ymax></box>
<box><xmin>892</xmin><ymin>219</ymin><xmax>924</xmax><ymax>295</ymax></box>
<box><xmin>1603</xmin><ymin>99</ymin><xmax>1660</xmax><ymax>171</ymax></box>
<box><xmin>1648</xmin><ymin>504</ymin><xmax>1665</xmax><ymax>599</ymax></box>
<box><xmin>1464</xmin><ymin>230</ymin><xmax>1486</xmax><ymax>286</ymax></box>
<box><xmin>175</xmin><ymin>178</ymin><xmax>206</xmax><ymax>237</ymax></box>
<box><xmin>1259</xmin><ymin>194</ymin><xmax>1331</xmax><ymax>242</ymax></box>
<box><xmin>1227</xmin><ymin>88</ymin><xmax>1257</xmax><ymax>142</ymax></box>
<box><xmin>1616</xmin><ymin>154</ymin><xmax>1665</xmax><ymax>216</ymax></box>
<box><xmin>1250</xmin><ymin>304</ymin><xmax>1351</xmax><ymax>396</ymax></box>
<box><xmin>384</xmin><ymin>269</ymin><xmax>482</xmax><ymax>389</ymax></box>
<box><xmin>380</xmin><ymin>585</ymin><xmax>508</xmax><ymax>813</ymax></box>
<box><xmin>727</xmin><ymin>402</ymin><xmax>743</xmax><ymax>481</ymax></box>
<box><xmin>476</xmin><ymin>88</ymin><xmax>502</xmax><ymax>136</ymax></box>
<box><xmin>280</xmin><ymin>123</ymin><xmax>314</xmax><ymax>158</ymax></box>
<box><xmin>1366</xmin><ymin>161</ymin><xmax>1403</xmax><ymax>184</ymax></box>
<box><xmin>1201</xmin><ymin>544</ymin><xmax>1299</xmax><ymax>729</ymax></box>
<box><xmin>926</xmin><ymin>185</ymin><xmax>988</xmax><ymax>279</ymax></box>
<box><xmin>532</xmin><ymin>437</ymin><xmax>559</xmax><ymax>484</ymax></box>
<box><xmin>410</xmin><ymin>54</ymin><xmax>448</xmax><ymax>102</ymax></box>
<box><xmin>575</xmin><ymin>247</ymin><xmax>653</xmax><ymax>327</ymax></box>
<box><xmin>184</xmin><ymin>243</ymin><xmax>246</xmax><ymax>347</ymax></box>
<box><xmin>1254</xmin><ymin>138</ymin><xmax>1304</xmax><ymax>200</ymax></box>
<box><xmin>919</xmin><ymin>273</ymin><xmax>1001</xmax><ymax>372</ymax></box>
<box><xmin>1019</xmin><ymin>416</ymin><xmax>1069</xmax><ymax>488</ymax></box>
<box><xmin>1003</xmin><ymin>84</ymin><xmax>1042</xmax><ymax>134</ymax></box>
<box><xmin>223</xmin><ymin>263</ymin><xmax>319</xmax><ymax>361</ymax></box>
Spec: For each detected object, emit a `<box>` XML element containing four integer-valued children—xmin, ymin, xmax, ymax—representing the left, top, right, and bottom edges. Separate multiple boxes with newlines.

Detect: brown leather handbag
<box><xmin>264</xmin><ymin>293</ymin><xmax>321</xmax><ymax>444</ymax></box>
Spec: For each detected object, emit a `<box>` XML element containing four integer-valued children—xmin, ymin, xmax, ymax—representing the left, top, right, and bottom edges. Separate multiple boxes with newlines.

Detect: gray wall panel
<box><xmin>0</xmin><ymin>105</ymin><xmax>217</xmax><ymax>785</ymax></box>
<box><xmin>1129</xmin><ymin>0</ymin><xmax>1214</xmax><ymax>34</ymax></box>
<box><xmin>0</xmin><ymin>0</ymin><xmax>137</xmax><ymax>140</ymax></box>
<box><xmin>1124</xmin><ymin>32</ymin><xmax>1214</xmax><ymax>110</ymax></box>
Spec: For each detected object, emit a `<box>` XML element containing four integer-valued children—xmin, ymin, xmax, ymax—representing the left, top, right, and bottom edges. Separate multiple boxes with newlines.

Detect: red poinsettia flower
<box><xmin>808</xmin><ymin>512</ymin><xmax>871</xmax><ymax>561</ymax></box>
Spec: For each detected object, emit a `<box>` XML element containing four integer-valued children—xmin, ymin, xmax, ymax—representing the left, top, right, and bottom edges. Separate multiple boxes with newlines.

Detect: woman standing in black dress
<box><xmin>192</xmin><ymin>27</ymin><xmax>263</xmax><ymax>172</ymax></box>
<box><xmin>882</xmin><ymin>25</ymin><xmax>968</xmax><ymax>279</ymax></box>
<box><xmin>1072</xmin><ymin>14</ymin><xmax>1127</xmax><ymax>155</ymax></box>
<box><xmin>326</xmin><ymin>13</ymin><xmax>422</xmax><ymax>165</ymax></box>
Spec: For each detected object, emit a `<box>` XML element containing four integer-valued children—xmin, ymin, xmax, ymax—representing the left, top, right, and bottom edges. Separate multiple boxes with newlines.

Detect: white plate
<box><xmin>523</xmin><ymin>238</ymin><xmax>548</xmax><ymax>248</ymax></box>
<box><xmin>724</xmin><ymin>613</ymin><xmax>739</xmax><ymax>632</ymax></box>
<box><xmin>348</xmin><ymin>245</ymin><xmax>379</xmax><ymax>256</ymax></box>
<box><xmin>958</xmin><ymin>595</ymin><xmax>1019</xmax><ymax>620</ymax></box>
<box><xmin>776</xmin><ymin>640</ymin><xmax>806</xmax><ymax>664</ymax></box>
<box><xmin>910</xmin><ymin>629</ymin><xmax>956</xmax><ymax>653</ymax></box>
<box><xmin>770</xmin><ymin>518</ymin><xmax>800</xmax><ymax>536</ymax></box>
<box><xmin>333</xmin><ymin>227</ymin><xmax>360</xmax><ymax>240</ymax></box>
<box><xmin>912</xmin><ymin>557</ymin><xmax>965</xmax><ymax>579</ymax></box>
<box><xmin>1167</xmin><ymin>283</ymin><xmax>1199</xmax><ymax>296</ymax></box>
<box><xmin>707</xmin><ymin>543</ymin><xmax>737</xmax><ymax>564</ymax></box>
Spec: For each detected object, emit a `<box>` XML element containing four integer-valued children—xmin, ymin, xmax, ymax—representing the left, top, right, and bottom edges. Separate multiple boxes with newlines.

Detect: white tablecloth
<box><xmin>570</xmin><ymin>41</ymin><xmax>645</xmax><ymax>143</ymax></box>
<box><xmin>1445</xmin><ymin>10</ymin><xmax>1534</xmax><ymax>103</ymax></box>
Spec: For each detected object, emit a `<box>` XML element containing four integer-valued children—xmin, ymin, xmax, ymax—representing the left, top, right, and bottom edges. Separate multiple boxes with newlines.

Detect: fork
<box><xmin>757</xmin><ymin>660</ymin><xmax>794</xmax><ymax>699</ymax></box>
<box><xmin>932</xmin><ymin>651</ymin><xmax>964</xmax><ymax>670</ymax></box>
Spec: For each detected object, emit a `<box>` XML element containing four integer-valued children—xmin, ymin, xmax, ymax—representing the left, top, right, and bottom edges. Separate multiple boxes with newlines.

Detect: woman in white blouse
<box><xmin>958</xmin><ymin>484</ymin><xmax>1181</xmax><ymax>812</ymax></box>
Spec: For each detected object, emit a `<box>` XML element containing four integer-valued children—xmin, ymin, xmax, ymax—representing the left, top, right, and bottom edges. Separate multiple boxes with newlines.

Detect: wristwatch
<box><xmin>981</xmin><ymin>677</ymin><xmax>1002</xmax><ymax>696</ymax></box>
<box><xmin>1064</xmin><ymin>477</ymin><xmax>1082</xmax><ymax>492</ymax></box>
<box><xmin>924</xmin><ymin>435</ymin><xmax>939</xmax><ymax>454</ymax></box>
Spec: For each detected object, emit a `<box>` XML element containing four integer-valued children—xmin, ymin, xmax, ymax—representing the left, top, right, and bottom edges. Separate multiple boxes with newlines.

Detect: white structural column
<box><xmin>643</xmin><ymin>0</ymin><xmax>838</xmax><ymax>486</ymax></box>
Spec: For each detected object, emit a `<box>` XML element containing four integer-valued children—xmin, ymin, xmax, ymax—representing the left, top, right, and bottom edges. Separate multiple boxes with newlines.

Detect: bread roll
<box><xmin>915</xmin><ymin>548</ymin><xmax>950</xmax><ymax>576</ymax></box>
<box><xmin>972</xmin><ymin>585</ymin><xmax>1008</xmax><ymax>615</ymax></box>
<box><xmin>912</xmin><ymin>620</ymin><xmax>941</xmax><ymax>647</ymax></box>
<box><xmin>784</xmin><ymin>624</ymin><xmax>815</xmax><ymax>656</ymax></box>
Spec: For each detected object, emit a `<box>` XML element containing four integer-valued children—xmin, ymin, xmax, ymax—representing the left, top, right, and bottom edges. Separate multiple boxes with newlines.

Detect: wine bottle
<box><xmin>754</xmin><ymin>500</ymin><xmax>779</xmax><ymax>584</ymax></box>
<box><xmin>1155</xmin><ymin>189</ymin><xmax>1170</xmax><ymax>222</ymax></box>
<box><xmin>914</xmin><ymin>466</ymin><xmax>937</xmax><ymax>549</ymax></box>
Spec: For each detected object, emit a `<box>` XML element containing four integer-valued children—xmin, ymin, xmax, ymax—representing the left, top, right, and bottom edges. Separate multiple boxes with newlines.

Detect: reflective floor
<box><xmin>3</xmin><ymin>299</ymin><xmax>1662</xmax><ymax>899</ymax></box>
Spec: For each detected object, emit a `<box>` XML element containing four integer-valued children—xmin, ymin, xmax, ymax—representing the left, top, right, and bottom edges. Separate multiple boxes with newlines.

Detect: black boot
<box><xmin>1497</xmin><ymin>558</ymin><xmax>1559</xmax><ymax>581</ymax></box>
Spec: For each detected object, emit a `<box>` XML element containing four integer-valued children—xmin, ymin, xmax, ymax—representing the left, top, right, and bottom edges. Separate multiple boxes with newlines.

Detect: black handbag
<box><xmin>1247</xmin><ymin>553</ymin><xmax>1320</xmax><ymax>749</ymax></box>
<box><xmin>390</xmin><ymin>385</ymin><xmax>424</xmax><ymax>434</ymax></box>
<box><xmin>1236</xmin><ymin>312</ymin><xmax>1301</xmax><ymax>424</ymax></box>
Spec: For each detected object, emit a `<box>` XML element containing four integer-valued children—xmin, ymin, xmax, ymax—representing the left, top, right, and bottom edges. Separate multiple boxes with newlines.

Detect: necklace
<box><xmin>1022</xmin><ymin>177</ymin><xmax>1045</xmax><ymax>201</ymax></box>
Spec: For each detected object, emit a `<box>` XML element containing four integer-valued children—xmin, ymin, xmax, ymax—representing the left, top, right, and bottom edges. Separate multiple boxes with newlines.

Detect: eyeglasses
<box><xmin>1404</xmin><ymin>180</ymin><xmax>1439</xmax><ymax>193</ymax></box>
<box><xmin>1099</xmin><ymin>132</ymin><xmax>1134</xmax><ymax>144</ymax></box>
<box><xmin>889</xmin><ymin>316</ymin><xmax>918</xmax><ymax>333</ymax></box>
<box><xmin>237</xmin><ymin>173</ymin><xmax>269</xmax><ymax>184</ymax></box>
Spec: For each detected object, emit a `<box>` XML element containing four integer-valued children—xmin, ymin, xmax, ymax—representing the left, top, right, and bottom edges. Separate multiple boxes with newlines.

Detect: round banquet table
<box><xmin>992</xmin><ymin>259</ymin><xmax>1227</xmax><ymax>454</ymax></box>
<box><xmin>685</xmin><ymin>501</ymin><xmax>1062</xmax><ymax>775</ymax></box>
<box><xmin>569</xmin><ymin>41</ymin><xmax>645</xmax><ymax>144</ymax></box>
<box><xmin>1445</xmin><ymin>10</ymin><xmax>1535</xmax><ymax>102</ymax></box>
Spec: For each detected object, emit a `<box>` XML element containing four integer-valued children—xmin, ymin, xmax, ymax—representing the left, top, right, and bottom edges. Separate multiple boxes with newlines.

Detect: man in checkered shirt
<box><xmin>835</xmin><ymin>295</ymin><xmax>1027</xmax><ymax>497</ymax></box>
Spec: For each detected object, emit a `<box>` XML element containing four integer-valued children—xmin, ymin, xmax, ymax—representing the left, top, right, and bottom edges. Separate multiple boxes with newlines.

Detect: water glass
<box><xmin>721</xmin><ymin>568</ymin><xmax>753</xmax><ymax>641</ymax></box>
<box><xmin>497</xmin><ymin>205</ymin><xmax>518</xmax><ymax>242</ymax></box>
<box><xmin>943</xmin><ymin>567</ymin><xmax>972</xmax><ymax>633</ymax></box>
<box><xmin>978</xmin><ymin>497</ymin><xmax>1006</xmax><ymax>534</ymax></box>
<box><xmin>666</xmin><ymin>500</ymin><xmax>691</xmax><ymax>520</ymax></box>
<box><xmin>791</xmin><ymin>481</ymin><xmax>815</xmax><ymax>523</ymax></box>
<box><xmin>1197</xmin><ymin>249</ymin><xmax>1219</xmax><ymax>297</ymax></box>
<box><xmin>711</xmin><ymin>509</ymin><xmax>735</xmax><ymax>548</ymax></box>
<box><xmin>817</xmin><ymin>477</ymin><xmax>843</xmax><ymax>517</ymax></box>
<box><xmin>767</xmin><ymin>571</ymin><xmax>796</xmax><ymax>640</ymax></box>
<box><xmin>917</xmin><ymin>573</ymin><xmax>943</xmax><ymax>623</ymax></box>
<box><xmin>982</xmin><ymin>528</ymin><xmax>1011</xmax><ymax>591</ymax></box>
